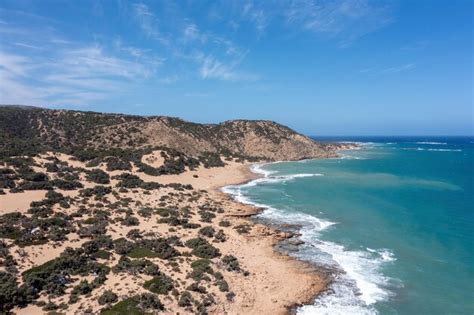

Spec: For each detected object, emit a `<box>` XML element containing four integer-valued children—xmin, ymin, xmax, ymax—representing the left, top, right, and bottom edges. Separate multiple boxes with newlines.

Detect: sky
<box><xmin>0</xmin><ymin>0</ymin><xmax>472</xmax><ymax>136</ymax></box>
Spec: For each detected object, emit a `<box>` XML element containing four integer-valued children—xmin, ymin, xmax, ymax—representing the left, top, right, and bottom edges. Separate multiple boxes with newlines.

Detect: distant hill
<box><xmin>0</xmin><ymin>105</ymin><xmax>339</xmax><ymax>160</ymax></box>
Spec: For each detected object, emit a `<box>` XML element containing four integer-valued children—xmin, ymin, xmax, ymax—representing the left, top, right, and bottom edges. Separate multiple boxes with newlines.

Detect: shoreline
<box><xmin>211</xmin><ymin>162</ymin><xmax>330</xmax><ymax>314</ymax></box>
<box><xmin>2</xmin><ymin>155</ymin><xmax>330</xmax><ymax>315</ymax></box>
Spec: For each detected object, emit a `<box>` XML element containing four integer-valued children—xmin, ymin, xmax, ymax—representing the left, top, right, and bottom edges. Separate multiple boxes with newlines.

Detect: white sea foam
<box><xmin>338</xmin><ymin>141</ymin><xmax>375</xmax><ymax>145</ymax></box>
<box><xmin>222</xmin><ymin>164</ymin><xmax>397</xmax><ymax>315</ymax></box>
<box><xmin>426</xmin><ymin>148</ymin><xmax>461</xmax><ymax>152</ymax></box>
<box><xmin>299</xmin><ymin>238</ymin><xmax>395</xmax><ymax>305</ymax></box>
<box><xmin>415</xmin><ymin>141</ymin><xmax>447</xmax><ymax>145</ymax></box>
<box><xmin>236</xmin><ymin>167</ymin><xmax>324</xmax><ymax>188</ymax></box>
<box><xmin>337</xmin><ymin>154</ymin><xmax>363</xmax><ymax>160</ymax></box>
<box><xmin>405</xmin><ymin>148</ymin><xmax>461</xmax><ymax>152</ymax></box>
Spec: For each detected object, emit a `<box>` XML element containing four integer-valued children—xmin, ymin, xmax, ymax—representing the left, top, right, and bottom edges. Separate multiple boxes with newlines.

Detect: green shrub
<box><xmin>198</xmin><ymin>211</ymin><xmax>215</xmax><ymax>223</ymax></box>
<box><xmin>137</xmin><ymin>293</ymin><xmax>163</xmax><ymax>310</ymax></box>
<box><xmin>199</xmin><ymin>226</ymin><xmax>215</xmax><ymax>238</ymax></box>
<box><xmin>222</xmin><ymin>255</ymin><xmax>240</xmax><ymax>272</ymax></box>
<box><xmin>218</xmin><ymin>220</ymin><xmax>231</xmax><ymax>227</ymax></box>
<box><xmin>217</xmin><ymin>279</ymin><xmax>229</xmax><ymax>292</ymax></box>
<box><xmin>178</xmin><ymin>291</ymin><xmax>192</xmax><ymax>307</ymax></box>
<box><xmin>105</xmin><ymin>157</ymin><xmax>131</xmax><ymax>172</ymax></box>
<box><xmin>127</xmin><ymin>247</ymin><xmax>158</xmax><ymax>259</ymax></box>
<box><xmin>80</xmin><ymin>185</ymin><xmax>111</xmax><ymax>197</ymax></box>
<box><xmin>86</xmin><ymin>169</ymin><xmax>110</xmax><ymax>184</ymax></box>
<box><xmin>185</xmin><ymin>238</ymin><xmax>220</xmax><ymax>259</ymax></box>
<box><xmin>121</xmin><ymin>215</ymin><xmax>139</xmax><ymax>226</ymax></box>
<box><xmin>189</xmin><ymin>259</ymin><xmax>213</xmax><ymax>281</ymax></box>
<box><xmin>138</xmin><ymin>238</ymin><xmax>179</xmax><ymax>260</ymax></box>
<box><xmin>113</xmin><ymin>173</ymin><xmax>142</xmax><ymax>188</ymax></box>
<box><xmin>98</xmin><ymin>290</ymin><xmax>118</xmax><ymax>305</ymax></box>
<box><xmin>137</xmin><ymin>207</ymin><xmax>153</xmax><ymax>218</ymax></box>
<box><xmin>71</xmin><ymin>280</ymin><xmax>92</xmax><ymax>295</ymax></box>
<box><xmin>234</xmin><ymin>224</ymin><xmax>251</xmax><ymax>234</ymax></box>
<box><xmin>143</xmin><ymin>274</ymin><xmax>173</xmax><ymax>294</ymax></box>
<box><xmin>215</xmin><ymin>230</ymin><xmax>226</xmax><ymax>242</ymax></box>
<box><xmin>100</xmin><ymin>298</ymin><xmax>144</xmax><ymax>315</ymax></box>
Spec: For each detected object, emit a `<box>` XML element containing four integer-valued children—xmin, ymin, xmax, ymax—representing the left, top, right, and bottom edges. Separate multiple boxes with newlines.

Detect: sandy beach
<box><xmin>2</xmin><ymin>152</ymin><xmax>328</xmax><ymax>315</ymax></box>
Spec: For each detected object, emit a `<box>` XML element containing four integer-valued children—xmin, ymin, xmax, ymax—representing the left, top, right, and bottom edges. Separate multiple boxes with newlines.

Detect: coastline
<box><xmin>3</xmin><ymin>155</ymin><xmax>330</xmax><ymax>315</ymax></box>
<box><xmin>210</xmin><ymin>162</ymin><xmax>330</xmax><ymax>314</ymax></box>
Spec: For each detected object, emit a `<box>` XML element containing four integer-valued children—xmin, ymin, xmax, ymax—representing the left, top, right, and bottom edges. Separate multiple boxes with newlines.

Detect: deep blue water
<box><xmin>223</xmin><ymin>137</ymin><xmax>474</xmax><ymax>315</ymax></box>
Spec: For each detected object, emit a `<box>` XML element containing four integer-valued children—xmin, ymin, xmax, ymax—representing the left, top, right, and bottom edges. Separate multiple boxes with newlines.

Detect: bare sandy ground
<box><xmin>3</xmin><ymin>152</ymin><xmax>327</xmax><ymax>314</ymax></box>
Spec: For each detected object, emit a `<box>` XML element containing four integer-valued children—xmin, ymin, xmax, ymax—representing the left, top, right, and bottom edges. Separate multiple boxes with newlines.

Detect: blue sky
<box><xmin>0</xmin><ymin>0</ymin><xmax>472</xmax><ymax>135</ymax></box>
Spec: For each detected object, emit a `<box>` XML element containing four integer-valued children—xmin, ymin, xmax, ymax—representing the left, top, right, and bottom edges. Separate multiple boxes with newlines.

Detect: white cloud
<box><xmin>198</xmin><ymin>54</ymin><xmax>258</xmax><ymax>81</ymax></box>
<box><xmin>359</xmin><ymin>63</ymin><xmax>416</xmax><ymax>75</ymax></box>
<box><xmin>159</xmin><ymin>75</ymin><xmax>179</xmax><ymax>84</ymax></box>
<box><xmin>132</xmin><ymin>2</ymin><xmax>168</xmax><ymax>44</ymax></box>
<box><xmin>285</xmin><ymin>0</ymin><xmax>394</xmax><ymax>46</ymax></box>
<box><xmin>242</xmin><ymin>2</ymin><xmax>269</xmax><ymax>37</ymax></box>
<box><xmin>13</xmin><ymin>42</ymin><xmax>41</xmax><ymax>50</ymax></box>
<box><xmin>0</xmin><ymin>44</ymin><xmax>162</xmax><ymax>106</ymax></box>
<box><xmin>183</xmin><ymin>23</ymin><xmax>203</xmax><ymax>42</ymax></box>
<box><xmin>379</xmin><ymin>63</ymin><xmax>415</xmax><ymax>74</ymax></box>
<box><xmin>128</xmin><ymin>2</ymin><xmax>258</xmax><ymax>82</ymax></box>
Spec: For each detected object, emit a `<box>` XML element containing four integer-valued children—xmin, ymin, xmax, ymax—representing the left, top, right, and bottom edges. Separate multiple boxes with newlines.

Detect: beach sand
<box><xmin>3</xmin><ymin>153</ymin><xmax>327</xmax><ymax>314</ymax></box>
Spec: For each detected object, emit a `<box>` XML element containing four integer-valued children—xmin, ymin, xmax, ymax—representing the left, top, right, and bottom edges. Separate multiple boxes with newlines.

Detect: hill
<box><xmin>0</xmin><ymin>106</ymin><xmax>337</xmax><ymax>161</ymax></box>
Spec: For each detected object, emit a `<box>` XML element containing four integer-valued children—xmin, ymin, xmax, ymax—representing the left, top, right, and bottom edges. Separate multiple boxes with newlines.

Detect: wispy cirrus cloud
<box><xmin>359</xmin><ymin>62</ymin><xmax>416</xmax><ymax>75</ymax></box>
<box><xmin>285</xmin><ymin>0</ymin><xmax>394</xmax><ymax>46</ymax></box>
<box><xmin>130</xmin><ymin>2</ymin><xmax>258</xmax><ymax>82</ymax></box>
<box><xmin>198</xmin><ymin>54</ymin><xmax>258</xmax><ymax>81</ymax></box>
<box><xmin>0</xmin><ymin>44</ymin><xmax>162</xmax><ymax>106</ymax></box>
<box><xmin>132</xmin><ymin>2</ymin><xmax>169</xmax><ymax>45</ymax></box>
<box><xmin>242</xmin><ymin>2</ymin><xmax>270</xmax><ymax>37</ymax></box>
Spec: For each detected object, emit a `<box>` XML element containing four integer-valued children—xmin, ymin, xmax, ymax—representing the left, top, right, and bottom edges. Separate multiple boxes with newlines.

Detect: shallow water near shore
<box><xmin>223</xmin><ymin>136</ymin><xmax>474</xmax><ymax>315</ymax></box>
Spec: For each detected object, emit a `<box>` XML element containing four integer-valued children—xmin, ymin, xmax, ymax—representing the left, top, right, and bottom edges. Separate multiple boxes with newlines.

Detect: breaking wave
<box><xmin>222</xmin><ymin>164</ymin><xmax>397</xmax><ymax>315</ymax></box>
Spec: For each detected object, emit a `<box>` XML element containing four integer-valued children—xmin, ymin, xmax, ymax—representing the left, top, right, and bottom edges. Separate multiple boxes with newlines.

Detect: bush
<box><xmin>105</xmin><ymin>157</ymin><xmax>131</xmax><ymax>171</ymax></box>
<box><xmin>98</xmin><ymin>290</ymin><xmax>118</xmax><ymax>305</ymax></box>
<box><xmin>187</xmin><ymin>282</ymin><xmax>207</xmax><ymax>293</ymax></box>
<box><xmin>137</xmin><ymin>207</ymin><xmax>153</xmax><ymax>218</ymax></box>
<box><xmin>122</xmin><ymin>215</ymin><xmax>139</xmax><ymax>226</ymax></box>
<box><xmin>143</xmin><ymin>274</ymin><xmax>173</xmax><ymax>294</ymax></box>
<box><xmin>24</xmin><ymin>172</ymin><xmax>49</xmax><ymax>182</ymax></box>
<box><xmin>218</xmin><ymin>220</ymin><xmax>231</xmax><ymax>227</ymax></box>
<box><xmin>199</xmin><ymin>211</ymin><xmax>215</xmax><ymax>223</ymax></box>
<box><xmin>222</xmin><ymin>255</ymin><xmax>240</xmax><ymax>272</ymax></box>
<box><xmin>100</xmin><ymin>298</ymin><xmax>142</xmax><ymax>315</ymax></box>
<box><xmin>185</xmin><ymin>237</ymin><xmax>208</xmax><ymax>249</ymax></box>
<box><xmin>126</xmin><ymin>229</ymin><xmax>142</xmax><ymax>240</ymax></box>
<box><xmin>189</xmin><ymin>259</ymin><xmax>213</xmax><ymax>281</ymax></box>
<box><xmin>138</xmin><ymin>292</ymin><xmax>163</xmax><ymax>310</ymax></box>
<box><xmin>226</xmin><ymin>292</ymin><xmax>235</xmax><ymax>302</ymax></box>
<box><xmin>127</xmin><ymin>247</ymin><xmax>158</xmax><ymax>259</ymax></box>
<box><xmin>215</xmin><ymin>230</ymin><xmax>226</xmax><ymax>242</ymax></box>
<box><xmin>139</xmin><ymin>238</ymin><xmax>179</xmax><ymax>260</ymax></box>
<box><xmin>51</xmin><ymin>179</ymin><xmax>83</xmax><ymax>190</ymax></box>
<box><xmin>113</xmin><ymin>173</ymin><xmax>142</xmax><ymax>188</ymax></box>
<box><xmin>71</xmin><ymin>280</ymin><xmax>92</xmax><ymax>295</ymax></box>
<box><xmin>113</xmin><ymin>238</ymin><xmax>135</xmax><ymax>255</ymax></box>
<box><xmin>80</xmin><ymin>185</ymin><xmax>111</xmax><ymax>198</ymax></box>
<box><xmin>19</xmin><ymin>247</ymin><xmax>110</xmax><ymax>304</ymax></box>
<box><xmin>185</xmin><ymin>238</ymin><xmax>220</xmax><ymax>259</ymax></box>
<box><xmin>178</xmin><ymin>291</ymin><xmax>193</xmax><ymax>307</ymax></box>
<box><xmin>198</xmin><ymin>152</ymin><xmax>225</xmax><ymax>168</ymax></box>
<box><xmin>199</xmin><ymin>226</ymin><xmax>215</xmax><ymax>238</ymax></box>
<box><xmin>217</xmin><ymin>279</ymin><xmax>229</xmax><ymax>292</ymax></box>
<box><xmin>86</xmin><ymin>169</ymin><xmax>110</xmax><ymax>184</ymax></box>
<box><xmin>234</xmin><ymin>224</ymin><xmax>251</xmax><ymax>234</ymax></box>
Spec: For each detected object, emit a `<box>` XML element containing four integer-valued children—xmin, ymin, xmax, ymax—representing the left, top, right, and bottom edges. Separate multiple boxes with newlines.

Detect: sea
<box><xmin>222</xmin><ymin>136</ymin><xmax>474</xmax><ymax>315</ymax></box>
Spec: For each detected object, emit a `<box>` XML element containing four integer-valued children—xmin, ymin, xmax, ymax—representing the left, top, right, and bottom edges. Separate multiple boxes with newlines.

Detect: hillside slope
<box><xmin>0</xmin><ymin>106</ymin><xmax>336</xmax><ymax>160</ymax></box>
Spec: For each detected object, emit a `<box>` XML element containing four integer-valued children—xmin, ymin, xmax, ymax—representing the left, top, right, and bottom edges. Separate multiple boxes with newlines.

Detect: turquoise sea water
<box><xmin>223</xmin><ymin>137</ymin><xmax>474</xmax><ymax>315</ymax></box>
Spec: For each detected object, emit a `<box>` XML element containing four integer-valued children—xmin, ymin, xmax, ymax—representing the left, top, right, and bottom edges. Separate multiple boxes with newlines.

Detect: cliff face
<box><xmin>0</xmin><ymin>106</ymin><xmax>336</xmax><ymax>160</ymax></box>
